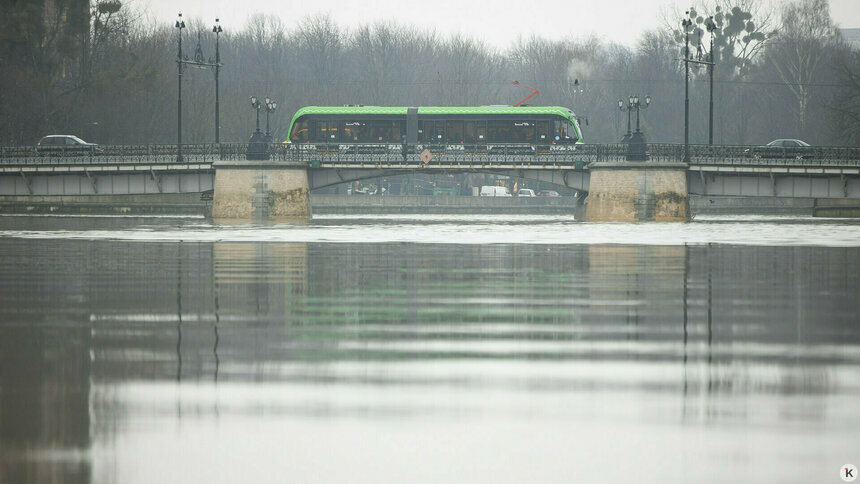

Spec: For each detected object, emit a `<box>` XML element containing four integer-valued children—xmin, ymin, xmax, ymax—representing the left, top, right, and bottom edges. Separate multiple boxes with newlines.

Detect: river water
<box><xmin>0</xmin><ymin>214</ymin><xmax>858</xmax><ymax>483</ymax></box>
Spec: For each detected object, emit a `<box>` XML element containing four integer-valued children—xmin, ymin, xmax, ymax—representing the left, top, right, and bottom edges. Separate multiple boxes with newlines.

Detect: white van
<box><xmin>480</xmin><ymin>185</ymin><xmax>512</xmax><ymax>197</ymax></box>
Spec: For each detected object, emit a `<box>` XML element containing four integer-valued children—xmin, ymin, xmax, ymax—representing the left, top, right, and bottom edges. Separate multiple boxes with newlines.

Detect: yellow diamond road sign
<box><xmin>420</xmin><ymin>149</ymin><xmax>433</xmax><ymax>164</ymax></box>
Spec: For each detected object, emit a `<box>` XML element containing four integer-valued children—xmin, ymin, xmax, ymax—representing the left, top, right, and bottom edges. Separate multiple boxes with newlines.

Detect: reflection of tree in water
<box><xmin>0</xmin><ymin>325</ymin><xmax>92</xmax><ymax>482</ymax></box>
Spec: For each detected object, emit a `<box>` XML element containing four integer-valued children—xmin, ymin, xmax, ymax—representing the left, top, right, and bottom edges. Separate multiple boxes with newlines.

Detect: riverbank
<box><xmin>0</xmin><ymin>193</ymin><xmax>856</xmax><ymax>217</ymax></box>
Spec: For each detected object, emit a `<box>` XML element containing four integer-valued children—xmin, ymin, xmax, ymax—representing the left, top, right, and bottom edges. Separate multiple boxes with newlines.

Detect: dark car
<box><xmin>746</xmin><ymin>139</ymin><xmax>813</xmax><ymax>159</ymax></box>
<box><xmin>36</xmin><ymin>135</ymin><xmax>101</xmax><ymax>156</ymax></box>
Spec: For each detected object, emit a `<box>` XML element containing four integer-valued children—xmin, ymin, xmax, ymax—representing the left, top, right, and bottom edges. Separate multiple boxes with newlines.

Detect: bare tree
<box><xmin>768</xmin><ymin>0</ymin><xmax>838</xmax><ymax>133</ymax></box>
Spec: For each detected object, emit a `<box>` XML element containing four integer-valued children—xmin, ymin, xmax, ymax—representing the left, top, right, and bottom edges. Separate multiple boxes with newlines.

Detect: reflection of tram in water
<box><xmin>284</xmin><ymin>106</ymin><xmax>583</xmax><ymax>156</ymax></box>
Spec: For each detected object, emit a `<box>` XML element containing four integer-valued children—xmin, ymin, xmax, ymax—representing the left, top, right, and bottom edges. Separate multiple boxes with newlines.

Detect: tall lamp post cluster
<box><xmin>174</xmin><ymin>13</ymin><xmax>225</xmax><ymax>162</ymax></box>
<box><xmin>680</xmin><ymin>9</ymin><xmax>717</xmax><ymax>163</ymax></box>
<box><xmin>618</xmin><ymin>95</ymin><xmax>651</xmax><ymax>161</ymax></box>
<box><xmin>247</xmin><ymin>96</ymin><xmax>277</xmax><ymax>160</ymax></box>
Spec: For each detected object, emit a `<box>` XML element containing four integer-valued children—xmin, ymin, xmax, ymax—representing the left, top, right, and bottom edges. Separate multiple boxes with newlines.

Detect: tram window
<box><xmin>328</xmin><ymin>120</ymin><xmax>339</xmax><ymax>141</ymax></box>
<box><xmin>358</xmin><ymin>122</ymin><xmax>374</xmax><ymax>143</ymax></box>
<box><xmin>396</xmin><ymin>120</ymin><xmax>405</xmax><ymax>142</ymax></box>
<box><xmin>343</xmin><ymin>121</ymin><xmax>366</xmax><ymax>142</ymax></box>
<box><xmin>373</xmin><ymin>120</ymin><xmax>401</xmax><ymax>143</ymax></box>
<box><xmin>313</xmin><ymin>120</ymin><xmax>327</xmax><ymax>142</ymax></box>
<box><xmin>386</xmin><ymin>121</ymin><xmax>402</xmax><ymax>142</ymax></box>
<box><xmin>317</xmin><ymin>119</ymin><xmax>339</xmax><ymax>142</ymax></box>
<box><xmin>536</xmin><ymin>120</ymin><xmax>550</xmax><ymax>143</ymax></box>
<box><xmin>446</xmin><ymin>121</ymin><xmax>464</xmax><ymax>144</ymax></box>
<box><xmin>291</xmin><ymin>120</ymin><xmax>309</xmax><ymax>142</ymax></box>
<box><xmin>488</xmin><ymin>121</ymin><xmax>509</xmax><ymax>143</ymax></box>
<box><xmin>422</xmin><ymin>121</ymin><xmax>435</xmax><ymax>144</ymax></box>
<box><xmin>476</xmin><ymin>121</ymin><xmax>486</xmax><ymax>142</ymax></box>
<box><xmin>368</xmin><ymin>120</ymin><xmax>384</xmax><ymax>142</ymax></box>
<box><xmin>553</xmin><ymin>120</ymin><xmax>567</xmax><ymax>141</ymax></box>
<box><xmin>464</xmin><ymin>121</ymin><xmax>477</xmax><ymax>143</ymax></box>
<box><xmin>512</xmin><ymin>121</ymin><xmax>535</xmax><ymax>143</ymax></box>
<box><xmin>433</xmin><ymin>121</ymin><xmax>445</xmax><ymax>143</ymax></box>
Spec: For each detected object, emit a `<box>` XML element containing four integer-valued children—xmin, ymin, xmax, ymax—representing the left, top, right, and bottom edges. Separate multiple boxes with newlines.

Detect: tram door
<box><xmin>406</xmin><ymin>108</ymin><xmax>418</xmax><ymax>145</ymax></box>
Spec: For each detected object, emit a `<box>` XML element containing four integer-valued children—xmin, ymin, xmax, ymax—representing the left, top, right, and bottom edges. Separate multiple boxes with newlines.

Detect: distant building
<box><xmin>839</xmin><ymin>28</ymin><xmax>860</xmax><ymax>50</ymax></box>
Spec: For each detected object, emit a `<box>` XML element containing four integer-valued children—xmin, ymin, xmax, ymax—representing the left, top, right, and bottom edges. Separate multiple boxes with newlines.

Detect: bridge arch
<box><xmin>308</xmin><ymin>167</ymin><xmax>590</xmax><ymax>193</ymax></box>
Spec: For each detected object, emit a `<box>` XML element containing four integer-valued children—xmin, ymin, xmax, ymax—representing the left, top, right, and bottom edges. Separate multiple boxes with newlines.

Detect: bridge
<box><xmin>1</xmin><ymin>143</ymin><xmax>858</xmax><ymax>220</ymax></box>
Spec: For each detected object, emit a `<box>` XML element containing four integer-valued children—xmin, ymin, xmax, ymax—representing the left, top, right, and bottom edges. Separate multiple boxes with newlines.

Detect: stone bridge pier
<box><xmin>585</xmin><ymin>162</ymin><xmax>690</xmax><ymax>222</ymax></box>
<box><xmin>210</xmin><ymin>160</ymin><xmax>691</xmax><ymax>222</ymax></box>
<box><xmin>211</xmin><ymin>160</ymin><xmax>310</xmax><ymax>220</ymax></box>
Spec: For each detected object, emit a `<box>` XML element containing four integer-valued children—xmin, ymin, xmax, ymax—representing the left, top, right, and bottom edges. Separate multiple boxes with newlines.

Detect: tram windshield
<box><xmin>553</xmin><ymin>119</ymin><xmax>577</xmax><ymax>143</ymax></box>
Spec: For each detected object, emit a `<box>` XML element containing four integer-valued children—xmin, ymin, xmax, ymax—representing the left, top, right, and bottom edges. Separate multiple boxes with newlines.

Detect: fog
<box><xmin>0</xmin><ymin>0</ymin><xmax>856</xmax><ymax>146</ymax></box>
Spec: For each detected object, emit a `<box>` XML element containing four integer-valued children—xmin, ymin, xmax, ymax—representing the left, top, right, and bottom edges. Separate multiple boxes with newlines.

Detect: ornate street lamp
<box><xmin>250</xmin><ymin>96</ymin><xmax>262</xmax><ymax>132</ymax></box>
<box><xmin>174</xmin><ymin>14</ymin><xmax>224</xmax><ymax>151</ymax></box>
<box><xmin>264</xmin><ymin>97</ymin><xmax>277</xmax><ymax>143</ymax></box>
<box><xmin>247</xmin><ymin>96</ymin><xmax>268</xmax><ymax>160</ymax></box>
<box><xmin>705</xmin><ymin>16</ymin><xmax>717</xmax><ymax>145</ymax></box>
<box><xmin>682</xmin><ymin>12</ymin><xmax>693</xmax><ymax>163</ymax></box>
<box><xmin>175</xmin><ymin>12</ymin><xmax>186</xmax><ymax>162</ymax></box>
<box><xmin>618</xmin><ymin>96</ymin><xmax>633</xmax><ymax>141</ymax></box>
<box><xmin>634</xmin><ymin>95</ymin><xmax>651</xmax><ymax>133</ymax></box>
<box><xmin>619</xmin><ymin>95</ymin><xmax>651</xmax><ymax>161</ymax></box>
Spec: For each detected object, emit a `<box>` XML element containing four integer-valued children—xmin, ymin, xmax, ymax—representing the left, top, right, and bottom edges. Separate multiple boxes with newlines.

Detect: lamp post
<box><xmin>618</xmin><ymin>96</ymin><xmax>633</xmax><ymax>141</ymax></box>
<box><xmin>678</xmin><ymin>10</ymin><xmax>716</xmax><ymax>155</ymax></box>
<box><xmin>635</xmin><ymin>95</ymin><xmax>651</xmax><ymax>133</ymax></box>
<box><xmin>174</xmin><ymin>15</ymin><xmax>223</xmax><ymax>149</ymax></box>
<box><xmin>264</xmin><ymin>97</ymin><xmax>277</xmax><ymax>143</ymax></box>
<box><xmin>705</xmin><ymin>16</ymin><xmax>717</xmax><ymax>146</ymax></box>
<box><xmin>213</xmin><ymin>19</ymin><xmax>223</xmax><ymax>144</ymax></box>
<box><xmin>682</xmin><ymin>12</ymin><xmax>693</xmax><ymax>163</ymax></box>
<box><xmin>175</xmin><ymin>13</ymin><xmax>186</xmax><ymax>162</ymax></box>
<box><xmin>250</xmin><ymin>96</ymin><xmax>262</xmax><ymax>132</ymax></box>
<box><xmin>620</xmin><ymin>95</ymin><xmax>651</xmax><ymax>161</ymax></box>
<box><xmin>247</xmin><ymin>96</ymin><xmax>268</xmax><ymax>160</ymax></box>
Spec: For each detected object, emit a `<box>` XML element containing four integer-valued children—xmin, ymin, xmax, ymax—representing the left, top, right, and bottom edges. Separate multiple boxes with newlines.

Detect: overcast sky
<box><xmin>141</xmin><ymin>0</ymin><xmax>860</xmax><ymax>49</ymax></box>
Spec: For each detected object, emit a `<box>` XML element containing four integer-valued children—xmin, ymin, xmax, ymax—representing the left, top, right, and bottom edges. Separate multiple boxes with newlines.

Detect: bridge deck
<box><xmin>1</xmin><ymin>142</ymin><xmax>858</xmax><ymax>167</ymax></box>
<box><xmin>0</xmin><ymin>143</ymin><xmax>858</xmax><ymax>198</ymax></box>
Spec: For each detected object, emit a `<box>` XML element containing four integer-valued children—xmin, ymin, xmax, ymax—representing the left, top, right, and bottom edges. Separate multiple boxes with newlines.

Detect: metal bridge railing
<box><xmin>1</xmin><ymin>143</ymin><xmax>858</xmax><ymax>167</ymax></box>
<box><xmin>0</xmin><ymin>144</ymin><xmax>253</xmax><ymax>165</ymax></box>
<box><xmin>685</xmin><ymin>144</ymin><xmax>860</xmax><ymax>166</ymax></box>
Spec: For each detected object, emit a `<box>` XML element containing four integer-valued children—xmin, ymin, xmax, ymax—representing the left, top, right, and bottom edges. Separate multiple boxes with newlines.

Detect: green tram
<box><xmin>285</xmin><ymin>106</ymin><xmax>583</xmax><ymax>152</ymax></box>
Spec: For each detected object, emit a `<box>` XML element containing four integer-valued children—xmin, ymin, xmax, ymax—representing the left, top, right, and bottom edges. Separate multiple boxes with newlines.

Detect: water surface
<box><xmin>0</xmin><ymin>215</ymin><xmax>858</xmax><ymax>483</ymax></box>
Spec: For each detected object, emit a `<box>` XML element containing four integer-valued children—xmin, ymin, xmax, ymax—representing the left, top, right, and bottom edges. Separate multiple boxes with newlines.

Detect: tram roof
<box><xmin>291</xmin><ymin>105</ymin><xmax>576</xmax><ymax>119</ymax></box>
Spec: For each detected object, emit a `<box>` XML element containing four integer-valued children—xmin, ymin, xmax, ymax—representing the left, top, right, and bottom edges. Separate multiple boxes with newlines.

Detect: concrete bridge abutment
<box><xmin>212</xmin><ymin>160</ymin><xmax>311</xmax><ymax>220</ymax></box>
<box><xmin>584</xmin><ymin>162</ymin><xmax>690</xmax><ymax>222</ymax></box>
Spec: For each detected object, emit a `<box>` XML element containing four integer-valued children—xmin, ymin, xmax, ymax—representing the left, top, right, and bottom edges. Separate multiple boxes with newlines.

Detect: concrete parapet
<box><xmin>812</xmin><ymin>198</ymin><xmax>860</xmax><ymax>218</ymax></box>
<box><xmin>585</xmin><ymin>162</ymin><xmax>690</xmax><ymax>222</ymax></box>
<box><xmin>212</xmin><ymin>160</ymin><xmax>310</xmax><ymax>220</ymax></box>
<box><xmin>310</xmin><ymin>194</ymin><xmax>579</xmax><ymax>215</ymax></box>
